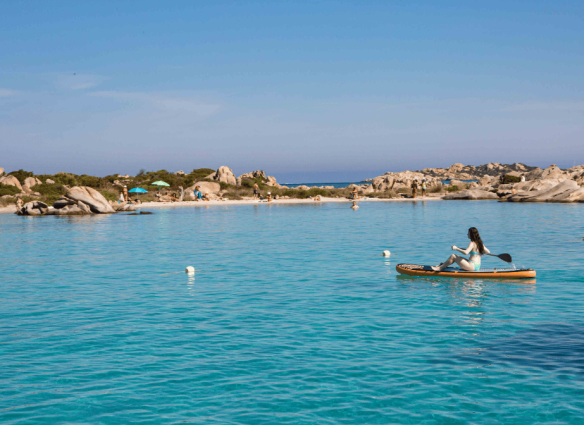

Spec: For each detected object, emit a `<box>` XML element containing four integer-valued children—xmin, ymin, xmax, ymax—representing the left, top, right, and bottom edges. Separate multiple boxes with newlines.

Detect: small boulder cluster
<box><xmin>182</xmin><ymin>166</ymin><xmax>280</xmax><ymax>200</ymax></box>
<box><xmin>16</xmin><ymin>186</ymin><xmax>136</xmax><ymax>216</ymax></box>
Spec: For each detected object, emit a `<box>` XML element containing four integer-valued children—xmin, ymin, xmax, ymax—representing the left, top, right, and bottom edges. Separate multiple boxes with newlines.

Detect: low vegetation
<box><xmin>0</xmin><ymin>184</ymin><xmax>21</xmax><ymax>197</ymax></box>
<box><xmin>503</xmin><ymin>175</ymin><xmax>522</xmax><ymax>184</ymax></box>
<box><xmin>8</xmin><ymin>169</ymin><xmax>34</xmax><ymax>184</ymax></box>
<box><xmin>1</xmin><ymin>167</ymin><xmax>449</xmax><ymax>207</ymax></box>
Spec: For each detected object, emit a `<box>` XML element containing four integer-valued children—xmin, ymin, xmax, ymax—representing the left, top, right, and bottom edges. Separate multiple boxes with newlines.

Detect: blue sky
<box><xmin>1</xmin><ymin>1</ymin><xmax>583</xmax><ymax>182</ymax></box>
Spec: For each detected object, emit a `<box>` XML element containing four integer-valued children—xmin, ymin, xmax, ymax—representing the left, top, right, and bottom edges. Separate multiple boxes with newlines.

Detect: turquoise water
<box><xmin>1</xmin><ymin>201</ymin><xmax>583</xmax><ymax>424</ymax></box>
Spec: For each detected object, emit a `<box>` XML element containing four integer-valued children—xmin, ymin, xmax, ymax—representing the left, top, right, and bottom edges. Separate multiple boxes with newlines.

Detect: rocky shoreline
<box><xmin>1</xmin><ymin>162</ymin><xmax>584</xmax><ymax>217</ymax></box>
<box><xmin>365</xmin><ymin>162</ymin><xmax>584</xmax><ymax>203</ymax></box>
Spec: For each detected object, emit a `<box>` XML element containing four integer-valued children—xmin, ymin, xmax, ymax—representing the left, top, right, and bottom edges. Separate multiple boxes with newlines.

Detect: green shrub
<box><xmin>218</xmin><ymin>181</ymin><xmax>234</xmax><ymax>190</ymax></box>
<box><xmin>307</xmin><ymin>188</ymin><xmax>328</xmax><ymax>197</ymax></box>
<box><xmin>503</xmin><ymin>175</ymin><xmax>522</xmax><ymax>184</ymax></box>
<box><xmin>35</xmin><ymin>184</ymin><xmax>66</xmax><ymax>204</ymax></box>
<box><xmin>190</xmin><ymin>168</ymin><xmax>215</xmax><ymax>180</ymax></box>
<box><xmin>446</xmin><ymin>185</ymin><xmax>460</xmax><ymax>192</ymax></box>
<box><xmin>103</xmin><ymin>174</ymin><xmax>119</xmax><ymax>184</ymax></box>
<box><xmin>8</xmin><ymin>169</ymin><xmax>34</xmax><ymax>184</ymax></box>
<box><xmin>37</xmin><ymin>173</ymin><xmax>78</xmax><ymax>186</ymax></box>
<box><xmin>99</xmin><ymin>190</ymin><xmax>119</xmax><ymax>202</ymax></box>
<box><xmin>77</xmin><ymin>175</ymin><xmax>102</xmax><ymax>187</ymax></box>
<box><xmin>0</xmin><ymin>184</ymin><xmax>21</xmax><ymax>196</ymax></box>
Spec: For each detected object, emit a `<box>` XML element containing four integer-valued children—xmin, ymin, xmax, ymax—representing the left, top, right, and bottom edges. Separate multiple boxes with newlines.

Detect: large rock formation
<box><xmin>23</xmin><ymin>177</ymin><xmax>42</xmax><ymax>192</ymax></box>
<box><xmin>371</xmin><ymin>170</ymin><xmax>441</xmax><ymax>192</ymax></box>
<box><xmin>0</xmin><ymin>175</ymin><xmax>23</xmax><ymax>191</ymax></box>
<box><xmin>506</xmin><ymin>180</ymin><xmax>584</xmax><ymax>203</ymax></box>
<box><xmin>418</xmin><ymin>162</ymin><xmax>535</xmax><ymax>180</ymax></box>
<box><xmin>17</xmin><ymin>186</ymin><xmax>118</xmax><ymax>216</ymax></box>
<box><xmin>184</xmin><ymin>181</ymin><xmax>221</xmax><ymax>199</ymax></box>
<box><xmin>442</xmin><ymin>190</ymin><xmax>499</xmax><ymax>200</ymax></box>
<box><xmin>64</xmin><ymin>186</ymin><xmax>115</xmax><ymax>213</ymax></box>
<box><xmin>239</xmin><ymin>170</ymin><xmax>266</xmax><ymax>180</ymax></box>
<box><xmin>18</xmin><ymin>201</ymin><xmax>49</xmax><ymax>216</ymax></box>
<box><xmin>0</xmin><ymin>167</ymin><xmax>4</xmax><ymax>176</ymax></box>
<box><xmin>209</xmin><ymin>166</ymin><xmax>237</xmax><ymax>186</ymax></box>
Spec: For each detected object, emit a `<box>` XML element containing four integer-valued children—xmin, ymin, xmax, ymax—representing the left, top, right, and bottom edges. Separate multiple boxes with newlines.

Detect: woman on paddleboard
<box><xmin>432</xmin><ymin>227</ymin><xmax>490</xmax><ymax>272</ymax></box>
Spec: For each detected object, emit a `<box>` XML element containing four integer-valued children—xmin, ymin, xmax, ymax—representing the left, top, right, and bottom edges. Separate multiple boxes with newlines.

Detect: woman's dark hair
<box><xmin>468</xmin><ymin>227</ymin><xmax>485</xmax><ymax>254</ymax></box>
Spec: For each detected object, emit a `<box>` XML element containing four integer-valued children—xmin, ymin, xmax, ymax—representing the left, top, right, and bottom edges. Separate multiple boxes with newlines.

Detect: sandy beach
<box><xmin>0</xmin><ymin>196</ymin><xmax>443</xmax><ymax>215</ymax></box>
<box><xmin>136</xmin><ymin>196</ymin><xmax>443</xmax><ymax>209</ymax></box>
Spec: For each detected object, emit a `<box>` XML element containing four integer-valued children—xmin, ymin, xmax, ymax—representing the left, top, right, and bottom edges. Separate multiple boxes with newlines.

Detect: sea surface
<box><xmin>1</xmin><ymin>201</ymin><xmax>583</xmax><ymax>424</ymax></box>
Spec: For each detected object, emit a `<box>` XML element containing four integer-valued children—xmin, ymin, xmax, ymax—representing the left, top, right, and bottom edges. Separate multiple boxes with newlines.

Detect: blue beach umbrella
<box><xmin>128</xmin><ymin>187</ymin><xmax>148</xmax><ymax>201</ymax></box>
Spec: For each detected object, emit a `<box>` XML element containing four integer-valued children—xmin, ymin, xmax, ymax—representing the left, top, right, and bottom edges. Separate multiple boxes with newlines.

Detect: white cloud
<box><xmin>0</xmin><ymin>88</ymin><xmax>19</xmax><ymax>97</ymax></box>
<box><xmin>89</xmin><ymin>91</ymin><xmax>221</xmax><ymax>116</ymax></box>
<box><xmin>56</xmin><ymin>74</ymin><xmax>105</xmax><ymax>90</ymax></box>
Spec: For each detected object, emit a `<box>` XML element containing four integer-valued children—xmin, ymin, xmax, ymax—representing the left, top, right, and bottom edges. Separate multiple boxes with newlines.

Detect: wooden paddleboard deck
<box><xmin>396</xmin><ymin>263</ymin><xmax>536</xmax><ymax>279</ymax></box>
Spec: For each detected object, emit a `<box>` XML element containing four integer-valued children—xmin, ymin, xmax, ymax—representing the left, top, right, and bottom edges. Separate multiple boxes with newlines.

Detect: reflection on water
<box><xmin>396</xmin><ymin>275</ymin><xmax>537</xmax><ymax>327</ymax></box>
<box><xmin>187</xmin><ymin>272</ymin><xmax>195</xmax><ymax>293</ymax></box>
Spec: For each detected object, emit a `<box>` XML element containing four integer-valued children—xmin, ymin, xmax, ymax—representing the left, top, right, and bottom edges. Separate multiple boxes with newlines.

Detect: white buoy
<box><xmin>186</xmin><ymin>266</ymin><xmax>195</xmax><ymax>273</ymax></box>
<box><xmin>383</xmin><ymin>250</ymin><xmax>391</xmax><ymax>257</ymax></box>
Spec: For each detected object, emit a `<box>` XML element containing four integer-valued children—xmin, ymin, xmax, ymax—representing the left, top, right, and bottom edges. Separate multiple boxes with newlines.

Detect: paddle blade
<box><xmin>497</xmin><ymin>253</ymin><xmax>513</xmax><ymax>263</ymax></box>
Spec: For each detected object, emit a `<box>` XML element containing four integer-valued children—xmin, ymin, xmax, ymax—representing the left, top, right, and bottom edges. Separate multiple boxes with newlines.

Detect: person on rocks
<box><xmin>432</xmin><ymin>227</ymin><xmax>490</xmax><ymax>272</ymax></box>
<box><xmin>421</xmin><ymin>179</ymin><xmax>427</xmax><ymax>197</ymax></box>
<box><xmin>16</xmin><ymin>197</ymin><xmax>23</xmax><ymax>210</ymax></box>
<box><xmin>253</xmin><ymin>183</ymin><xmax>260</xmax><ymax>200</ymax></box>
<box><xmin>411</xmin><ymin>179</ymin><xmax>419</xmax><ymax>198</ymax></box>
<box><xmin>351</xmin><ymin>187</ymin><xmax>359</xmax><ymax>200</ymax></box>
<box><xmin>123</xmin><ymin>185</ymin><xmax>129</xmax><ymax>202</ymax></box>
<box><xmin>202</xmin><ymin>192</ymin><xmax>211</xmax><ymax>201</ymax></box>
<box><xmin>119</xmin><ymin>191</ymin><xmax>125</xmax><ymax>203</ymax></box>
<box><xmin>193</xmin><ymin>185</ymin><xmax>203</xmax><ymax>201</ymax></box>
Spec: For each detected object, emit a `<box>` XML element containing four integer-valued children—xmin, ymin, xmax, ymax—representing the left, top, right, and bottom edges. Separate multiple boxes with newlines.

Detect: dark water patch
<box><xmin>462</xmin><ymin>323</ymin><xmax>584</xmax><ymax>372</ymax></box>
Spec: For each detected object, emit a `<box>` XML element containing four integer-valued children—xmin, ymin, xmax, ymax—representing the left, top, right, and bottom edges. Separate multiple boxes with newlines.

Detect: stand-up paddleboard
<box><xmin>396</xmin><ymin>263</ymin><xmax>536</xmax><ymax>279</ymax></box>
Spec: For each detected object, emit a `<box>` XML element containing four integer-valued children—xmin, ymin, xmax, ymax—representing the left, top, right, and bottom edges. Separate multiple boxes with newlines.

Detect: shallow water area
<box><xmin>1</xmin><ymin>201</ymin><xmax>583</xmax><ymax>424</ymax></box>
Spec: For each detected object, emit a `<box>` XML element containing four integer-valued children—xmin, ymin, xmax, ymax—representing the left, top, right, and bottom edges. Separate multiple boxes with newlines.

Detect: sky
<box><xmin>1</xmin><ymin>1</ymin><xmax>583</xmax><ymax>182</ymax></box>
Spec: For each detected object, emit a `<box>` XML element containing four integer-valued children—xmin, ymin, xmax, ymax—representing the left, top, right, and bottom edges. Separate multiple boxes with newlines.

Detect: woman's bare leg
<box><xmin>432</xmin><ymin>254</ymin><xmax>474</xmax><ymax>272</ymax></box>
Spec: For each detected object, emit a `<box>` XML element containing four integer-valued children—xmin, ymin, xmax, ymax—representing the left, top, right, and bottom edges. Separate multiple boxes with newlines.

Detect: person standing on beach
<box><xmin>253</xmin><ymin>183</ymin><xmax>260</xmax><ymax>200</ymax></box>
<box><xmin>421</xmin><ymin>179</ymin><xmax>427</xmax><ymax>197</ymax></box>
<box><xmin>123</xmin><ymin>185</ymin><xmax>129</xmax><ymax>202</ymax></box>
<box><xmin>411</xmin><ymin>180</ymin><xmax>418</xmax><ymax>198</ymax></box>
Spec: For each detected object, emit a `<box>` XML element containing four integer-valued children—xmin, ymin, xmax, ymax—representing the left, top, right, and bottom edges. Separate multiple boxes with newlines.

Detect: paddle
<box><xmin>487</xmin><ymin>253</ymin><xmax>512</xmax><ymax>263</ymax></box>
